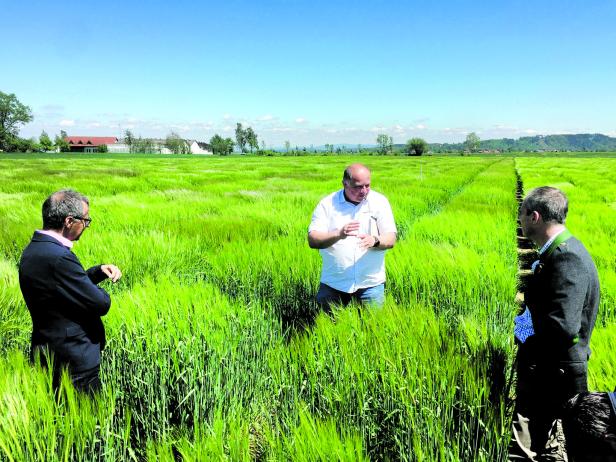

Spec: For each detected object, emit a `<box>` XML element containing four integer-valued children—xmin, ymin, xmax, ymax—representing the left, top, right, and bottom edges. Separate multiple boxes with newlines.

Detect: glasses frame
<box><xmin>72</xmin><ymin>216</ymin><xmax>92</xmax><ymax>227</ymax></box>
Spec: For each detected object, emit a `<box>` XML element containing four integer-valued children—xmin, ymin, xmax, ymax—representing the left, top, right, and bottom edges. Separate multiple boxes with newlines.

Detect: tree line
<box><xmin>2</xmin><ymin>90</ymin><xmax>485</xmax><ymax>155</ymax></box>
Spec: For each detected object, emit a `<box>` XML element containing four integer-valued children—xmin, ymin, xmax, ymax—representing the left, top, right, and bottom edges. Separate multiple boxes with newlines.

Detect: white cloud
<box><xmin>268</xmin><ymin>126</ymin><xmax>295</xmax><ymax>133</ymax></box>
<box><xmin>258</xmin><ymin>114</ymin><xmax>275</xmax><ymax>121</ymax></box>
<box><xmin>169</xmin><ymin>124</ymin><xmax>191</xmax><ymax>133</ymax></box>
<box><xmin>59</xmin><ymin>119</ymin><xmax>75</xmax><ymax>127</ymax></box>
<box><xmin>295</xmin><ymin>117</ymin><xmax>307</xmax><ymax>124</ymax></box>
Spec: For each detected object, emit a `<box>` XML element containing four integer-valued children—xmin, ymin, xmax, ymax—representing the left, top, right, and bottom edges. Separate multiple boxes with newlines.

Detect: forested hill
<box><xmin>430</xmin><ymin>133</ymin><xmax>616</xmax><ymax>152</ymax></box>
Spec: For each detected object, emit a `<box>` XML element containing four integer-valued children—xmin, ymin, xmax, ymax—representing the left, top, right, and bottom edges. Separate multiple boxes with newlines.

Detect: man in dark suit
<box><xmin>19</xmin><ymin>189</ymin><xmax>121</xmax><ymax>393</ymax></box>
<box><xmin>510</xmin><ymin>187</ymin><xmax>600</xmax><ymax>461</ymax></box>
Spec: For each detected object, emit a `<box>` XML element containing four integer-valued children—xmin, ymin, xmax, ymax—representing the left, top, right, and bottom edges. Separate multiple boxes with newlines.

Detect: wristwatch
<box><xmin>372</xmin><ymin>236</ymin><xmax>380</xmax><ymax>248</ymax></box>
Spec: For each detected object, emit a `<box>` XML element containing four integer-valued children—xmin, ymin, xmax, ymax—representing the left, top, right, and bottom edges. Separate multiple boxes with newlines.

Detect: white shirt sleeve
<box><xmin>376</xmin><ymin>196</ymin><xmax>397</xmax><ymax>234</ymax></box>
<box><xmin>308</xmin><ymin>199</ymin><xmax>329</xmax><ymax>233</ymax></box>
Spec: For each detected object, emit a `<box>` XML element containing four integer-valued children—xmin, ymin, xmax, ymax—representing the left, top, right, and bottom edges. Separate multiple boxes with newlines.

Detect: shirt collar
<box><xmin>37</xmin><ymin>229</ymin><xmax>74</xmax><ymax>249</ymax></box>
<box><xmin>538</xmin><ymin>229</ymin><xmax>564</xmax><ymax>256</ymax></box>
<box><xmin>337</xmin><ymin>189</ymin><xmax>368</xmax><ymax>206</ymax></box>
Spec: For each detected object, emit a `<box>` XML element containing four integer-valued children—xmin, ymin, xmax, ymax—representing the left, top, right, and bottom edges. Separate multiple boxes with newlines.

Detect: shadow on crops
<box><xmin>203</xmin><ymin>268</ymin><xmax>324</xmax><ymax>341</ymax></box>
<box><xmin>105</xmin><ymin>333</ymin><xmax>207</xmax><ymax>459</ymax></box>
<box><xmin>451</xmin><ymin>338</ymin><xmax>512</xmax><ymax>461</ymax></box>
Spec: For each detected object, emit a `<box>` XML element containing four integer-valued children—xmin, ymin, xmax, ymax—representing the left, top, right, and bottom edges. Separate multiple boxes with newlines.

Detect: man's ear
<box><xmin>64</xmin><ymin>216</ymin><xmax>73</xmax><ymax>228</ymax></box>
<box><xmin>531</xmin><ymin>211</ymin><xmax>541</xmax><ymax>223</ymax></box>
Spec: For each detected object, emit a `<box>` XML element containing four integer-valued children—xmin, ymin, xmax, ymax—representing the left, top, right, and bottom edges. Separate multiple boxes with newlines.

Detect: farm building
<box><xmin>187</xmin><ymin>140</ymin><xmax>212</xmax><ymax>155</ymax></box>
<box><xmin>65</xmin><ymin>136</ymin><xmax>119</xmax><ymax>153</ymax></box>
<box><xmin>65</xmin><ymin>136</ymin><xmax>212</xmax><ymax>154</ymax></box>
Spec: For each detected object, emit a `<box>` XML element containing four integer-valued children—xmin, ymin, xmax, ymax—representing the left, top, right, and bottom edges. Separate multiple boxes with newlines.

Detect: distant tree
<box><xmin>235</xmin><ymin>123</ymin><xmax>247</xmax><ymax>153</ymax></box>
<box><xmin>212</xmin><ymin>135</ymin><xmax>225</xmax><ymax>155</ymax></box>
<box><xmin>39</xmin><ymin>130</ymin><xmax>53</xmax><ymax>151</ymax></box>
<box><xmin>245</xmin><ymin>127</ymin><xmax>258</xmax><ymax>153</ymax></box>
<box><xmin>464</xmin><ymin>132</ymin><xmax>480</xmax><ymax>153</ymax></box>
<box><xmin>124</xmin><ymin>129</ymin><xmax>135</xmax><ymax>152</ymax></box>
<box><xmin>260</xmin><ymin>140</ymin><xmax>266</xmax><ymax>150</ymax></box>
<box><xmin>406</xmin><ymin>137</ymin><xmax>428</xmax><ymax>156</ymax></box>
<box><xmin>0</xmin><ymin>91</ymin><xmax>33</xmax><ymax>151</ymax></box>
<box><xmin>54</xmin><ymin>131</ymin><xmax>70</xmax><ymax>152</ymax></box>
<box><xmin>165</xmin><ymin>131</ymin><xmax>190</xmax><ymax>154</ymax></box>
<box><xmin>29</xmin><ymin>137</ymin><xmax>42</xmax><ymax>152</ymax></box>
<box><xmin>97</xmin><ymin>144</ymin><xmax>108</xmax><ymax>153</ymax></box>
<box><xmin>132</xmin><ymin>137</ymin><xmax>158</xmax><ymax>154</ymax></box>
<box><xmin>210</xmin><ymin>134</ymin><xmax>234</xmax><ymax>155</ymax></box>
<box><xmin>4</xmin><ymin>136</ymin><xmax>36</xmax><ymax>152</ymax></box>
<box><xmin>357</xmin><ymin>144</ymin><xmax>362</xmax><ymax>153</ymax></box>
<box><xmin>224</xmin><ymin>137</ymin><xmax>234</xmax><ymax>154</ymax></box>
<box><xmin>284</xmin><ymin>140</ymin><xmax>291</xmax><ymax>153</ymax></box>
<box><xmin>376</xmin><ymin>134</ymin><xmax>393</xmax><ymax>155</ymax></box>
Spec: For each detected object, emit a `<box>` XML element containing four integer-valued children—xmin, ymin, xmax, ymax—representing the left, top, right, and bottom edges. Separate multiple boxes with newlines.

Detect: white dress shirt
<box><xmin>309</xmin><ymin>189</ymin><xmax>397</xmax><ymax>293</ymax></box>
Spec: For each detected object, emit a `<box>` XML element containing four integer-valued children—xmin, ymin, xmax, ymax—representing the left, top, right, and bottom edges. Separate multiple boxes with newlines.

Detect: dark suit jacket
<box><xmin>19</xmin><ymin>232</ymin><xmax>111</xmax><ymax>372</ymax></box>
<box><xmin>518</xmin><ymin>236</ymin><xmax>600</xmax><ymax>404</ymax></box>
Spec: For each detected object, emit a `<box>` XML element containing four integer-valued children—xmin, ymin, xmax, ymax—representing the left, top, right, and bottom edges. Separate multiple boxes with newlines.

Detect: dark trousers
<box><xmin>31</xmin><ymin>345</ymin><xmax>101</xmax><ymax>395</ymax></box>
<box><xmin>509</xmin><ymin>354</ymin><xmax>588</xmax><ymax>461</ymax></box>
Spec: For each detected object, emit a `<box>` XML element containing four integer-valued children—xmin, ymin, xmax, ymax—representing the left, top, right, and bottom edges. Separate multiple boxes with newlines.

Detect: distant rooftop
<box><xmin>65</xmin><ymin>136</ymin><xmax>118</xmax><ymax>146</ymax></box>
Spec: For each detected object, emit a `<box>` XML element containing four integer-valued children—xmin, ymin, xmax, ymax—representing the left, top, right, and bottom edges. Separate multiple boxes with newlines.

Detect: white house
<box><xmin>188</xmin><ymin>140</ymin><xmax>212</xmax><ymax>155</ymax></box>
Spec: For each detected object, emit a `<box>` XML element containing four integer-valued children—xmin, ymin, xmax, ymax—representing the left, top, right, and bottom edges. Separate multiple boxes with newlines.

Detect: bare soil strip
<box><xmin>516</xmin><ymin>171</ymin><xmax>537</xmax><ymax>308</ymax></box>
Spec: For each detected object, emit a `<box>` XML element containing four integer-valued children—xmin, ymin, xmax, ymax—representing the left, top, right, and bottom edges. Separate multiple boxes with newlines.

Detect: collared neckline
<box><xmin>37</xmin><ymin>229</ymin><xmax>74</xmax><ymax>249</ymax></box>
<box><xmin>538</xmin><ymin>228</ymin><xmax>565</xmax><ymax>256</ymax></box>
<box><xmin>337</xmin><ymin>189</ymin><xmax>368</xmax><ymax>206</ymax></box>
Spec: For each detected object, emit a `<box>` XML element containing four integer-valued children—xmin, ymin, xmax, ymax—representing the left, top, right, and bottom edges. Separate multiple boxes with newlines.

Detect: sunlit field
<box><xmin>0</xmin><ymin>154</ymin><xmax>614</xmax><ymax>461</ymax></box>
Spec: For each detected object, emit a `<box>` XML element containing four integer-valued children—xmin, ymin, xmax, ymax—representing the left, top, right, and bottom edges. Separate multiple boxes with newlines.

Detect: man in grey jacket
<box><xmin>510</xmin><ymin>187</ymin><xmax>600</xmax><ymax>461</ymax></box>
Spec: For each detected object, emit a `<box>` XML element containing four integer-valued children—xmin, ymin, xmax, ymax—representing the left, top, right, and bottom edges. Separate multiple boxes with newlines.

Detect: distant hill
<box><xmin>429</xmin><ymin>133</ymin><xmax>616</xmax><ymax>153</ymax></box>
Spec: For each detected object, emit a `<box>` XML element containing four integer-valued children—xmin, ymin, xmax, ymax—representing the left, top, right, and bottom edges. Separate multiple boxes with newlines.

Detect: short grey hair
<box><xmin>42</xmin><ymin>189</ymin><xmax>89</xmax><ymax>230</ymax></box>
<box><xmin>342</xmin><ymin>167</ymin><xmax>353</xmax><ymax>184</ymax></box>
<box><xmin>522</xmin><ymin>186</ymin><xmax>568</xmax><ymax>224</ymax></box>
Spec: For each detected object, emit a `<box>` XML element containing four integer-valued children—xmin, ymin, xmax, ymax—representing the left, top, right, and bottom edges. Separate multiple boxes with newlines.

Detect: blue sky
<box><xmin>2</xmin><ymin>0</ymin><xmax>615</xmax><ymax>145</ymax></box>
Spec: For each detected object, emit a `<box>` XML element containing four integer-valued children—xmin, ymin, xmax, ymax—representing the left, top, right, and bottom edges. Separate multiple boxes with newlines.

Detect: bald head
<box><xmin>343</xmin><ymin>164</ymin><xmax>371</xmax><ymax>184</ymax></box>
<box><xmin>342</xmin><ymin>164</ymin><xmax>371</xmax><ymax>204</ymax></box>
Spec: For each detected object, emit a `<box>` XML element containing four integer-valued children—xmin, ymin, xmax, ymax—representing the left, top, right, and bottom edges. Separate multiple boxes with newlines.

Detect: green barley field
<box><xmin>0</xmin><ymin>154</ymin><xmax>614</xmax><ymax>461</ymax></box>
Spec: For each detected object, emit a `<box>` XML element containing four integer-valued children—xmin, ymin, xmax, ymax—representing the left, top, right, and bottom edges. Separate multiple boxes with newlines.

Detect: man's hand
<box><xmin>101</xmin><ymin>264</ymin><xmax>122</xmax><ymax>283</ymax></box>
<box><xmin>357</xmin><ymin>234</ymin><xmax>377</xmax><ymax>249</ymax></box>
<box><xmin>339</xmin><ymin>220</ymin><xmax>360</xmax><ymax>239</ymax></box>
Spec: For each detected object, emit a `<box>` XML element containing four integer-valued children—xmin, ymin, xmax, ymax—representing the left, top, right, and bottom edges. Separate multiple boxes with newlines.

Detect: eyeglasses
<box><xmin>73</xmin><ymin>216</ymin><xmax>92</xmax><ymax>227</ymax></box>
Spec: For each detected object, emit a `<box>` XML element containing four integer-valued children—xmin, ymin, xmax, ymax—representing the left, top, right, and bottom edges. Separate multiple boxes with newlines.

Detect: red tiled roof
<box><xmin>65</xmin><ymin>136</ymin><xmax>118</xmax><ymax>146</ymax></box>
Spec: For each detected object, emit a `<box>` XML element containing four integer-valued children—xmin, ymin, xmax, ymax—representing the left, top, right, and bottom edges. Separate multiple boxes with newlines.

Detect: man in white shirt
<box><xmin>308</xmin><ymin>163</ymin><xmax>397</xmax><ymax>309</ymax></box>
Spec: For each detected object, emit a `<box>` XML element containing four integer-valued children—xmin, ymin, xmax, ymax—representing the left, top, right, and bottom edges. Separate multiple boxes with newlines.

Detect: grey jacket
<box><xmin>523</xmin><ymin>236</ymin><xmax>600</xmax><ymax>364</ymax></box>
